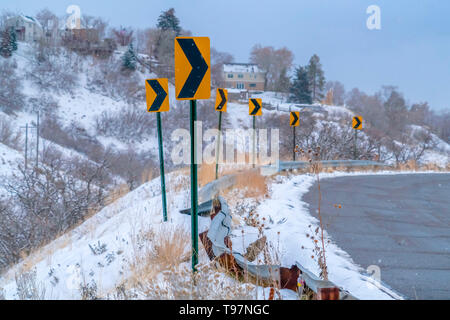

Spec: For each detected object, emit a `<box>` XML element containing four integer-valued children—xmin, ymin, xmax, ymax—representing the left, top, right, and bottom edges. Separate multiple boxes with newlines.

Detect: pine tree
<box><xmin>290</xmin><ymin>66</ymin><xmax>312</xmax><ymax>104</ymax></box>
<box><xmin>0</xmin><ymin>29</ymin><xmax>12</xmax><ymax>58</ymax></box>
<box><xmin>122</xmin><ymin>43</ymin><xmax>137</xmax><ymax>71</ymax></box>
<box><xmin>9</xmin><ymin>27</ymin><xmax>17</xmax><ymax>51</ymax></box>
<box><xmin>306</xmin><ymin>54</ymin><xmax>325</xmax><ymax>102</ymax></box>
<box><xmin>157</xmin><ymin>8</ymin><xmax>181</xmax><ymax>36</ymax></box>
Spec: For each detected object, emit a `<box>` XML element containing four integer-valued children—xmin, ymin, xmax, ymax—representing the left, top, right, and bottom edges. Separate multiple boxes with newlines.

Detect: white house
<box><xmin>5</xmin><ymin>15</ymin><xmax>44</xmax><ymax>43</ymax></box>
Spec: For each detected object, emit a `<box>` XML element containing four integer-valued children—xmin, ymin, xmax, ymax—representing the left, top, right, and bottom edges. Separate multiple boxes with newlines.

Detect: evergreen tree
<box><xmin>0</xmin><ymin>29</ymin><xmax>12</xmax><ymax>58</ymax></box>
<box><xmin>157</xmin><ymin>8</ymin><xmax>181</xmax><ymax>36</ymax></box>
<box><xmin>306</xmin><ymin>54</ymin><xmax>325</xmax><ymax>102</ymax></box>
<box><xmin>290</xmin><ymin>66</ymin><xmax>312</xmax><ymax>104</ymax></box>
<box><xmin>9</xmin><ymin>27</ymin><xmax>17</xmax><ymax>51</ymax></box>
<box><xmin>122</xmin><ymin>43</ymin><xmax>137</xmax><ymax>71</ymax></box>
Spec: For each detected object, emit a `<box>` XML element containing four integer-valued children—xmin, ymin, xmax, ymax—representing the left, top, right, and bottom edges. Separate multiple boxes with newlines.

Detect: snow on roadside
<box><xmin>228</xmin><ymin>171</ymin><xmax>431</xmax><ymax>300</ymax></box>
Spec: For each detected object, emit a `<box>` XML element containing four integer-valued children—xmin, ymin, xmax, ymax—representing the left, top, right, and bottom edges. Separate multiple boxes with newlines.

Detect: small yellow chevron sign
<box><xmin>352</xmin><ymin>116</ymin><xmax>363</xmax><ymax>130</ymax></box>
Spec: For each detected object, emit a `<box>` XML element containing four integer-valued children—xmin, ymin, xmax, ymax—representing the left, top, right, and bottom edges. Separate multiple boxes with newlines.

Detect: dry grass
<box><xmin>125</xmin><ymin>223</ymin><xmax>257</xmax><ymax>300</ymax></box>
<box><xmin>148</xmin><ymin>225</ymin><xmax>191</xmax><ymax>269</ymax></box>
<box><xmin>128</xmin><ymin>224</ymin><xmax>190</xmax><ymax>290</ymax></box>
<box><xmin>199</xmin><ymin>163</ymin><xmax>216</xmax><ymax>186</ymax></box>
<box><xmin>104</xmin><ymin>183</ymin><xmax>131</xmax><ymax>207</ymax></box>
<box><xmin>234</xmin><ymin>170</ymin><xmax>268</xmax><ymax>198</ymax></box>
<box><xmin>140</xmin><ymin>167</ymin><xmax>155</xmax><ymax>185</ymax></box>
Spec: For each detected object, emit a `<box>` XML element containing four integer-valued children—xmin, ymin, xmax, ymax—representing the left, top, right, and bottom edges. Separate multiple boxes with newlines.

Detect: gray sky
<box><xmin>4</xmin><ymin>0</ymin><xmax>450</xmax><ymax>111</ymax></box>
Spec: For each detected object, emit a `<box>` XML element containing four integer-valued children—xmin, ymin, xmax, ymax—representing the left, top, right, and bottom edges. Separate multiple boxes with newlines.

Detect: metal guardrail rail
<box><xmin>181</xmin><ymin>173</ymin><xmax>364</xmax><ymax>300</ymax></box>
<box><xmin>261</xmin><ymin>160</ymin><xmax>391</xmax><ymax>175</ymax></box>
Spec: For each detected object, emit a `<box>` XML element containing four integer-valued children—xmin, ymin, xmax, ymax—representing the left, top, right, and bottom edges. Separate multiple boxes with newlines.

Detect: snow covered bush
<box><xmin>0</xmin><ymin>118</ymin><xmax>22</xmax><ymax>150</ymax></box>
<box><xmin>88</xmin><ymin>58</ymin><xmax>144</xmax><ymax>105</ymax></box>
<box><xmin>95</xmin><ymin>106</ymin><xmax>154</xmax><ymax>142</ymax></box>
<box><xmin>14</xmin><ymin>269</ymin><xmax>46</xmax><ymax>300</ymax></box>
<box><xmin>27</xmin><ymin>47</ymin><xmax>79</xmax><ymax>94</ymax></box>
<box><xmin>0</xmin><ymin>59</ymin><xmax>25</xmax><ymax>114</ymax></box>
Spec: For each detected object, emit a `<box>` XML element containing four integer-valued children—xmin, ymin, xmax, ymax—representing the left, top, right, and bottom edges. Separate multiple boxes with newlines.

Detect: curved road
<box><xmin>302</xmin><ymin>173</ymin><xmax>450</xmax><ymax>300</ymax></box>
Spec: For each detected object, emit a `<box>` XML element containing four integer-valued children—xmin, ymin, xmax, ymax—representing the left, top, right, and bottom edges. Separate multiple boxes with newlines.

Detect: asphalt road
<box><xmin>302</xmin><ymin>173</ymin><xmax>450</xmax><ymax>300</ymax></box>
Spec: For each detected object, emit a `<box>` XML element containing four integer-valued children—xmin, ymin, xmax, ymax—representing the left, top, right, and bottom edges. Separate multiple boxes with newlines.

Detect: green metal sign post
<box><xmin>252</xmin><ymin>116</ymin><xmax>256</xmax><ymax>168</ymax></box>
<box><xmin>293</xmin><ymin>125</ymin><xmax>296</xmax><ymax>161</ymax></box>
<box><xmin>190</xmin><ymin>99</ymin><xmax>199</xmax><ymax>271</ymax></box>
<box><xmin>215</xmin><ymin>111</ymin><xmax>222</xmax><ymax>180</ymax></box>
<box><xmin>145</xmin><ymin>78</ymin><xmax>170</xmax><ymax>223</ymax></box>
<box><xmin>156</xmin><ymin>113</ymin><xmax>168</xmax><ymax>222</ymax></box>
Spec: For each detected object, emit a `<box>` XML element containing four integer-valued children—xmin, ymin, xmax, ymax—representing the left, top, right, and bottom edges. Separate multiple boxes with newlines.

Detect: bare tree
<box><xmin>325</xmin><ymin>81</ymin><xmax>346</xmax><ymax>106</ymax></box>
<box><xmin>250</xmin><ymin>44</ymin><xmax>294</xmax><ymax>91</ymax></box>
<box><xmin>113</xmin><ymin>26</ymin><xmax>133</xmax><ymax>47</ymax></box>
<box><xmin>0</xmin><ymin>60</ymin><xmax>25</xmax><ymax>114</ymax></box>
<box><xmin>211</xmin><ymin>47</ymin><xmax>234</xmax><ymax>87</ymax></box>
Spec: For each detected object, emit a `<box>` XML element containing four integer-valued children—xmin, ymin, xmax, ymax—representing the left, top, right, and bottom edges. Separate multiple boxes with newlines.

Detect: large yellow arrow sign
<box><xmin>174</xmin><ymin>37</ymin><xmax>211</xmax><ymax>100</ymax></box>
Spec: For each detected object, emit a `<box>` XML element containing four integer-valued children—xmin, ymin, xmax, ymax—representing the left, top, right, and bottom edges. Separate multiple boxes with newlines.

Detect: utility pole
<box><xmin>20</xmin><ymin>123</ymin><xmax>29</xmax><ymax>169</ymax></box>
<box><xmin>20</xmin><ymin>123</ymin><xmax>38</xmax><ymax>170</ymax></box>
<box><xmin>36</xmin><ymin>110</ymin><xmax>40</xmax><ymax>168</ymax></box>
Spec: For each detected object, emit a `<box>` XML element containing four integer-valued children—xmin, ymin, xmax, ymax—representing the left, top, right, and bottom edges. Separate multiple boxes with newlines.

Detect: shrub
<box><xmin>0</xmin><ymin>59</ymin><xmax>25</xmax><ymax>114</ymax></box>
<box><xmin>0</xmin><ymin>118</ymin><xmax>22</xmax><ymax>150</ymax></box>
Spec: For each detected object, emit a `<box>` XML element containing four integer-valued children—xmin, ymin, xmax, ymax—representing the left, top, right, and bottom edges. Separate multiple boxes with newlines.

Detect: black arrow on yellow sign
<box><xmin>216</xmin><ymin>88</ymin><xmax>227</xmax><ymax>111</ymax></box>
<box><xmin>353</xmin><ymin>116</ymin><xmax>363</xmax><ymax>130</ymax></box>
<box><xmin>249</xmin><ymin>98</ymin><xmax>262</xmax><ymax>116</ymax></box>
<box><xmin>176</xmin><ymin>38</ymin><xmax>209</xmax><ymax>99</ymax></box>
<box><xmin>290</xmin><ymin>111</ymin><xmax>299</xmax><ymax>127</ymax></box>
<box><xmin>146</xmin><ymin>79</ymin><xmax>168</xmax><ymax>112</ymax></box>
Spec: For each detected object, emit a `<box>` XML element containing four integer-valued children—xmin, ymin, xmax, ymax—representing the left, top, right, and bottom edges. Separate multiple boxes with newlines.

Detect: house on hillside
<box><xmin>5</xmin><ymin>15</ymin><xmax>44</xmax><ymax>43</ymax></box>
<box><xmin>223</xmin><ymin>63</ymin><xmax>265</xmax><ymax>91</ymax></box>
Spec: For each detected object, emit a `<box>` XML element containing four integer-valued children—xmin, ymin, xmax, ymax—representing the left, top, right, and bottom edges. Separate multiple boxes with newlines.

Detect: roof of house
<box><xmin>7</xmin><ymin>15</ymin><xmax>43</xmax><ymax>28</ymax></box>
<box><xmin>223</xmin><ymin>63</ymin><xmax>261</xmax><ymax>73</ymax></box>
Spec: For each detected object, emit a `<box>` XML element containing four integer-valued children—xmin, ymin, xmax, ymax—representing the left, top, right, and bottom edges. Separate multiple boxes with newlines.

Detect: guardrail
<box><xmin>181</xmin><ymin>177</ymin><xmax>361</xmax><ymax>300</ymax></box>
<box><xmin>261</xmin><ymin>160</ymin><xmax>391</xmax><ymax>175</ymax></box>
<box><xmin>181</xmin><ymin>160</ymin><xmax>396</xmax><ymax>299</ymax></box>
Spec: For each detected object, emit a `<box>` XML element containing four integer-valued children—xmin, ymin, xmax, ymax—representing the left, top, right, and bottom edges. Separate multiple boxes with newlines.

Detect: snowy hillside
<box><xmin>0</xmin><ymin>168</ymin><xmax>408</xmax><ymax>300</ymax></box>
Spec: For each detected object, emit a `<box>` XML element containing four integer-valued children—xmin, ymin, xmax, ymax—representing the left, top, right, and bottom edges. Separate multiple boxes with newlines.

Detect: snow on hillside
<box><xmin>0</xmin><ymin>171</ymin><xmax>198</xmax><ymax>299</ymax></box>
<box><xmin>0</xmin><ymin>169</ymin><xmax>413</xmax><ymax>300</ymax></box>
<box><xmin>0</xmin><ymin>143</ymin><xmax>21</xmax><ymax>195</ymax></box>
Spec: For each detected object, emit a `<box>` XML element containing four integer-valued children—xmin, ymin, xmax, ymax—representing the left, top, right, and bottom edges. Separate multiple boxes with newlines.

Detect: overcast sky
<box><xmin>3</xmin><ymin>0</ymin><xmax>450</xmax><ymax>111</ymax></box>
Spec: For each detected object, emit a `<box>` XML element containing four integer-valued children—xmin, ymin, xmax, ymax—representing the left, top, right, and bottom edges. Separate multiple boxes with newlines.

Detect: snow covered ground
<box><xmin>1</xmin><ymin>169</ymin><xmax>434</xmax><ymax>300</ymax></box>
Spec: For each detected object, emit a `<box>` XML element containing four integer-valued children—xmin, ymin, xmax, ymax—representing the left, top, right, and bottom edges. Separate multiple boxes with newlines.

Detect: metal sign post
<box><xmin>214</xmin><ymin>88</ymin><xmax>227</xmax><ymax>180</ymax></box>
<box><xmin>174</xmin><ymin>36</ymin><xmax>210</xmax><ymax>273</ymax></box>
<box><xmin>145</xmin><ymin>78</ymin><xmax>170</xmax><ymax>222</ymax></box>
<box><xmin>215</xmin><ymin>111</ymin><xmax>222</xmax><ymax>180</ymax></box>
<box><xmin>293</xmin><ymin>125</ymin><xmax>296</xmax><ymax>161</ymax></box>
<box><xmin>190</xmin><ymin>99</ymin><xmax>199</xmax><ymax>271</ymax></box>
<box><xmin>156</xmin><ymin>113</ymin><xmax>168</xmax><ymax>222</ymax></box>
<box><xmin>290</xmin><ymin>111</ymin><xmax>300</xmax><ymax>161</ymax></box>
<box><xmin>252</xmin><ymin>116</ymin><xmax>256</xmax><ymax>168</ymax></box>
<box><xmin>352</xmin><ymin>116</ymin><xmax>363</xmax><ymax>160</ymax></box>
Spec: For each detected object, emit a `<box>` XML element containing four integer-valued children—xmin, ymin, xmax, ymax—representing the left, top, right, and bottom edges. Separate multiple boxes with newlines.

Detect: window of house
<box><xmin>249</xmin><ymin>83</ymin><xmax>256</xmax><ymax>88</ymax></box>
<box><xmin>237</xmin><ymin>83</ymin><xmax>245</xmax><ymax>89</ymax></box>
<box><xmin>227</xmin><ymin>74</ymin><xmax>233</xmax><ymax>78</ymax></box>
<box><xmin>238</xmin><ymin>74</ymin><xmax>244</xmax><ymax>78</ymax></box>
